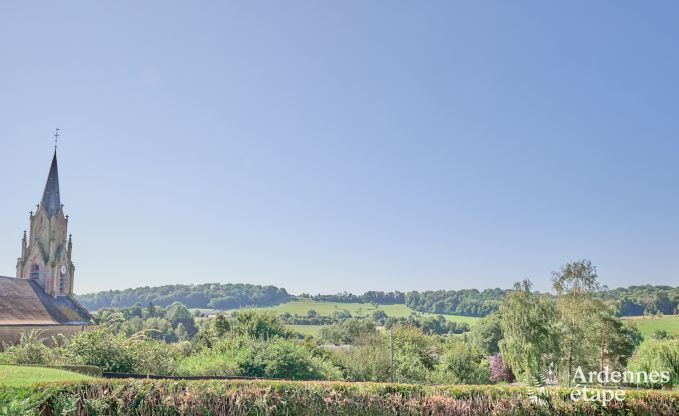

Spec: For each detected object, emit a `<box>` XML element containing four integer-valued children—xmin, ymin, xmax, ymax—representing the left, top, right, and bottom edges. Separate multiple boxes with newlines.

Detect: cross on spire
<box><xmin>54</xmin><ymin>128</ymin><xmax>60</xmax><ymax>150</ymax></box>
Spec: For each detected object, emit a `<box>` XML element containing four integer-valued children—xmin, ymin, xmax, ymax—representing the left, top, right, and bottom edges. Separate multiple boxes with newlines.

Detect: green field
<box><xmin>286</xmin><ymin>324</ymin><xmax>324</xmax><ymax>336</ymax></box>
<box><xmin>622</xmin><ymin>315</ymin><xmax>679</xmax><ymax>341</ymax></box>
<box><xmin>251</xmin><ymin>299</ymin><xmax>481</xmax><ymax>323</ymax></box>
<box><xmin>0</xmin><ymin>365</ymin><xmax>93</xmax><ymax>387</ymax></box>
<box><xmin>233</xmin><ymin>299</ymin><xmax>482</xmax><ymax>336</ymax></box>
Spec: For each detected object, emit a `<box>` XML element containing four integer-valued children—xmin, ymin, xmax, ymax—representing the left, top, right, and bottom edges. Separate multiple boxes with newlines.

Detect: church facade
<box><xmin>0</xmin><ymin>149</ymin><xmax>92</xmax><ymax>343</ymax></box>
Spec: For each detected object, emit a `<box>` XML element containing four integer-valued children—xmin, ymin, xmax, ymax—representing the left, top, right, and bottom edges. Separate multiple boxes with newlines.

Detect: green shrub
<box><xmin>127</xmin><ymin>338</ymin><xmax>178</xmax><ymax>375</ymax></box>
<box><xmin>177</xmin><ymin>336</ymin><xmax>341</xmax><ymax>380</ymax></box>
<box><xmin>627</xmin><ymin>339</ymin><xmax>679</xmax><ymax>388</ymax></box>
<box><xmin>232</xmin><ymin>309</ymin><xmax>293</xmax><ymax>340</ymax></box>
<box><xmin>391</xmin><ymin>324</ymin><xmax>436</xmax><ymax>384</ymax></box>
<box><xmin>434</xmin><ymin>339</ymin><xmax>491</xmax><ymax>385</ymax></box>
<box><xmin>243</xmin><ymin>340</ymin><xmax>342</xmax><ymax>380</ymax></box>
<box><xmin>2</xmin><ymin>380</ymin><xmax>678</xmax><ymax>416</ymax></box>
<box><xmin>177</xmin><ymin>349</ymin><xmax>241</xmax><ymax>376</ymax></box>
<box><xmin>63</xmin><ymin>328</ymin><xmax>136</xmax><ymax>373</ymax></box>
<box><xmin>332</xmin><ymin>333</ymin><xmax>391</xmax><ymax>382</ymax></box>
<box><xmin>1</xmin><ymin>331</ymin><xmax>63</xmax><ymax>366</ymax></box>
<box><xmin>319</xmin><ymin>319</ymin><xmax>378</xmax><ymax>345</ymax></box>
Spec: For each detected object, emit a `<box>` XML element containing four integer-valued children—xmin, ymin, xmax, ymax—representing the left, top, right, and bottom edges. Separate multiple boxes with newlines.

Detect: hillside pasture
<box><xmin>248</xmin><ymin>299</ymin><xmax>482</xmax><ymax>324</ymax></box>
<box><xmin>622</xmin><ymin>315</ymin><xmax>679</xmax><ymax>341</ymax></box>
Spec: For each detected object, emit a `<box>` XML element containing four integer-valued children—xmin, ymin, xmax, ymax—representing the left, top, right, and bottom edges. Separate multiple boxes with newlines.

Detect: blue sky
<box><xmin>1</xmin><ymin>2</ymin><xmax>678</xmax><ymax>295</ymax></box>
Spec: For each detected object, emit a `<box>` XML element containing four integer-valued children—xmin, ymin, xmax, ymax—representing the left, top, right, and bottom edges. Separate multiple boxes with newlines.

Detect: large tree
<box><xmin>552</xmin><ymin>260</ymin><xmax>612</xmax><ymax>386</ymax></box>
<box><xmin>499</xmin><ymin>279</ymin><xmax>560</xmax><ymax>382</ymax></box>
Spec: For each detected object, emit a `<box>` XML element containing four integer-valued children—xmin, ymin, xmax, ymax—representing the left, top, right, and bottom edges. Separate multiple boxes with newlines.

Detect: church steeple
<box><xmin>17</xmin><ymin>141</ymin><xmax>75</xmax><ymax>297</ymax></box>
<box><xmin>41</xmin><ymin>151</ymin><xmax>61</xmax><ymax>217</ymax></box>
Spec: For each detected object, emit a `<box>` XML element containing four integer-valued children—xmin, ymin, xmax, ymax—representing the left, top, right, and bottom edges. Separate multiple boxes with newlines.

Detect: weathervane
<box><xmin>54</xmin><ymin>128</ymin><xmax>60</xmax><ymax>150</ymax></box>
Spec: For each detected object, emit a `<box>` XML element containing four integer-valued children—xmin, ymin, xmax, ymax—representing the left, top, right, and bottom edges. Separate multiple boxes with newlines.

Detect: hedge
<box><xmin>1</xmin><ymin>380</ymin><xmax>677</xmax><ymax>415</ymax></box>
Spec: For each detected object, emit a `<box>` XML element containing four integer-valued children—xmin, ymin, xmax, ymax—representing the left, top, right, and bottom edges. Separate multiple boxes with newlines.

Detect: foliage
<box><xmin>406</xmin><ymin>288</ymin><xmax>508</xmax><ymax>317</ymax></box>
<box><xmin>434</xmin><ymin>339</ymin><xmax>490</xmax><ymax>385</ymax></box>
<box><xmin>309</xmin><ymin>291</ymin><xmax>406</xmax><ymax>305</ymax></box>
<box><xmin>177</xmin><ymin>336</ymin><xmax>341</xmax><ymax>380</ymax></box>
<box><xmin>76</xmin><ymin>283</ymin><xmax>291</xmax><ymax>310</ymax></box>
<box><xmin>319</xmin><ymin>319</ymin><xmax>378</xmax><ymax>345</ymax></box>
<box><xmin>489</xmin><ymin>353</ymin><xmax>515</xmax><ymax>383</ymax></box>
<box><xmin>468</xmin><ymin>312</ymin><xmax>503</xmax><ymax>356</ymax></box>
<box><xmin>331</xmin><ymin>333</ymin><xmax>391</xmax><ymax>382</ymax></box>
<box><xmin>95</xmin><ymin>303</ymin><xmax>199</xmax><ymax>342</ymax></box>
<box><xmin>0</xmin><ymin>331</ymin><xmax>61</xmax><ymax>366</ymax></box>
<box><xmin>232</xmin><ymin>309</ymin><xmax>294</xmax><ymax>340</ymax></box>
<box><xmin>499</xmin><ymin>279</ymin><xmax>560</xmax><ymax>383</ymax></box>
<box><xmin>602</xmin><ymin>285</ymin><xmax>679</xmax><ymax>316</ymax></box>
<box><xmin>165</xmin><ymin>302</ymin><xmax>198</xmax><ymax>337</ymax></box>
<box><xmin>552</xmin><ymin>259</ymin><xmax>603</xmax><ymax>384</ymax></box>
<box><xmin>391</xmin><ymin>324</ymin><xmax>436</xmax><ymax>384</ymax></box>
<box><xmin>627</xmin><ymin>339</ymin><xmax>679</xmax><ymax>388</ymax></box>
<box><xmin>384</xmin><ymin>315</ymin><xmax>470</xmax><ymax>335</ymax></box>
<box><xmin>63</xmin><ymin>327</ymin><xmax>137</xmax><ymax>373</ymax></box>
<box><xmin>3</xmin><ymin>380</ymin><xmax>679</xmax><ymax>416</ymax></box>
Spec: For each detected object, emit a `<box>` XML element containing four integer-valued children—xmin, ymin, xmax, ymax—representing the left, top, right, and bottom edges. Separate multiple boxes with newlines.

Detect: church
<box><xmin>0</xmin><ymin>146</ymin><xmax>92</xmax><ymax>343</ymax></box>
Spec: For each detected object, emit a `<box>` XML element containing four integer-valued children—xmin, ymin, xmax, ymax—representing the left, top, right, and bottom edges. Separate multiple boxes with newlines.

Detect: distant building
<box><xmin>0</xmin><ymin>148</ymin><xmax>92</xmax><ymax>343</ymax></box>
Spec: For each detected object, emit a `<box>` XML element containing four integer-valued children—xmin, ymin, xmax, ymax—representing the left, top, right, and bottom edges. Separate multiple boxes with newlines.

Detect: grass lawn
<box><xmin>0</xmin><ymin>365</ymin><xmax>93</xmax><ymax>387</ymax></box>
<box><xmin>622</xmin><ymin>315</ymin><xmax>679</xmax><ymax>341</ymax></box>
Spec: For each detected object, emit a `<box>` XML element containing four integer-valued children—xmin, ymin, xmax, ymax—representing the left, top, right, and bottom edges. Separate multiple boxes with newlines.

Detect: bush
<box><xmin>63</xmin><ymin>327</ymin><xmax>136</xmax><ymax>373</ymax></box>
<box><xmin>232</xmin><ymin>310</ymin><xmax>293</xmax><ymax>340</ymax></box>
<box><xmin>244</xmin><ymin>341</ymin><xmax>342</xmax><ymax>380</ymax></box>
<box><xmin>3</xmin><ymin>380</ymin><xmax>678</xmax><ymax>416</ymax></box>
<box><xmin>489</xmin><ymin>353</ymin><xmax>515</xmax><ymax>383</ymax></box>
<box><xmin>177</xmin><ymin>349</ymin><xmax>241</xmax><ymax>376</ymax></box>
<box><xmin>332</xmin><ymin>333</ymin><xmax>391</xmax><ymax>382</ymax></box>
<box><xmin>127</xmin><ymin>338</ymin><xmax>178</xmax><ymax>375</ymax></box>
<box><xmin>627</xmin><ymin>339</ymin><xmax>679</xmax><ymax>388</ymax></box>
<box><xmin>178</xmin><ymin>336</ymin><xmax>341</xmax><ymax>380</ymax></box>
<box><xmin>391</xmin><ymin>324</ymin><xmax>436</xmax><ymax>384</ymax></box>
<box><xmin>319</xmin><ymin>319</ymin><xmax>377</xmax><ymax>345</ymax></box>
<box><xmin>434</xmin><ymin>339</ymin><xmax>490</xmax><ymax>385</ymax></box>
<box><xmin>0</xmin><ymin>330</ymin><xmax>63</xmax><ymax>366</ymax></box>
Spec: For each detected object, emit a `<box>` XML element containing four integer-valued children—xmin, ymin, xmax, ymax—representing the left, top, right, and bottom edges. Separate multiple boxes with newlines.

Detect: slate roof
<box><xmin>0</xmin><ymin>276</ymin><xmax>92</xmax><ymax>325</ymax></box>
<box><xmin>41</xmin><ymin>151</ymin><xmax>61</xmax><ymax>217</ymax></box>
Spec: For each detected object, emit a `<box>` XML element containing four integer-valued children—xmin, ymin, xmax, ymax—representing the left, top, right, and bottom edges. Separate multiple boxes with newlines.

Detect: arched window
<box><xmin>59</xmin><ymin>274</ymin><xmax>65</xmax><ymax>293</ymax></box>
<box><xmin>30</xmin><ymin>264</ymin><xmax>40</xmax><ymax>279</ymax></box>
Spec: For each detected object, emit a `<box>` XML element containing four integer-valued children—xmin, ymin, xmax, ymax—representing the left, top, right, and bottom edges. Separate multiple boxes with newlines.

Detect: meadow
<box><xmin>622</xmin><ymin>315</ymin><xmax>679</xmax><ymax>341</ymax></box>
<box><xmin>236</xmin><ymin>298</ymin><xmax>481</xmax><ymax>334</ymax></box>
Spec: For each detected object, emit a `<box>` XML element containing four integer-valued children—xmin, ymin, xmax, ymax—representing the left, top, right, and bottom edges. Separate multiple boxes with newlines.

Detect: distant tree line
<box><xmin>404</xmin><ymin>286</ymin><xmax>679</xmax><ymax>317</ymax></box>
<box><xmin>405</xmin><ymin>289</ymin><xmax>509</xmax><ymax>317</ymax></box>
<box><xmin>601</xmin><ymin>285</ymin><xmax>679</xmax><ymax>316</ymax></box>
<box><xmin>303</xmin><ymin>291</ymin><xmax>406</xmax><ymax>305</ymax></box>
<box><xmin>77</xmin><ymin>282</ymin><xmax>679</xmax><ymax>318</ymax></box>
<box><xmin>76</xmin><ymin>283</ymin><xmax>291</xmax><ymax>310</ymax></box>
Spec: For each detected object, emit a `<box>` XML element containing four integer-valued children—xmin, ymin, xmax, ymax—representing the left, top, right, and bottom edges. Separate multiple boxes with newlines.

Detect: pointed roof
<box><xmin>0</xmin><ymin>276</ymin><xmax>92</xmax><ymax>325</ymax></box>
<box><xmin>41</xmin><ymin>151</ymin><xmax>61</xmax><ymax>217</ymax></box>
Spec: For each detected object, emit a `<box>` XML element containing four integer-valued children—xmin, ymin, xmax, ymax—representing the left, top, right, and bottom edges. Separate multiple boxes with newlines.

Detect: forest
<box><xmin>76</xmin><ymin>283</ymin><xmax>292</xmax><ymax>310</ymax></box>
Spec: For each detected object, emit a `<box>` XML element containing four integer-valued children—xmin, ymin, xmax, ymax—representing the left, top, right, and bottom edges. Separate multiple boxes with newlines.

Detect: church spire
<box><xmin>41</xmin><ymin>150</ymin><xmax>61</xmax><ymax>217</ymax></box>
